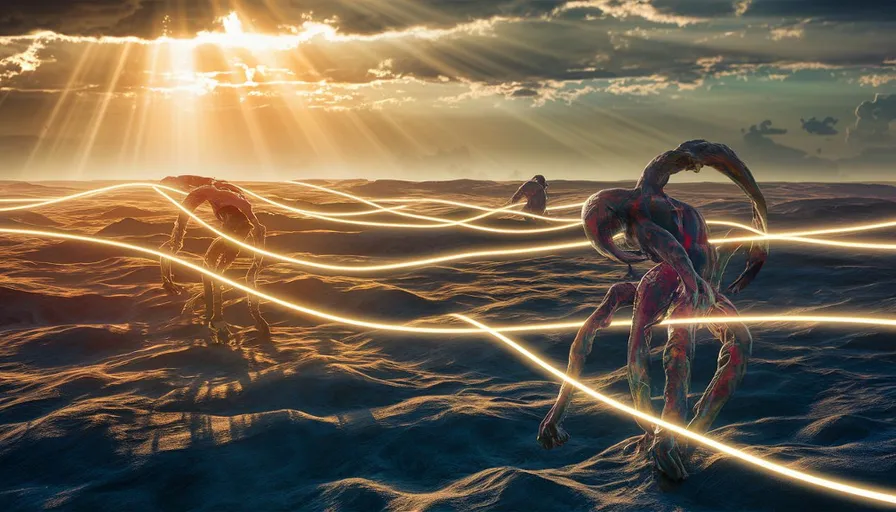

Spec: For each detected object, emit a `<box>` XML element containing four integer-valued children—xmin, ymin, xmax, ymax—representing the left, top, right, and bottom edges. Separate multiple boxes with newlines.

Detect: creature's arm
<box><xmin>159</xmin><ymin>187</ymin><xmax>214</xmax><ymax>292</ymax></box>
<box><xmin>538</xmin><ymin>282</ymin><xmax>637</xmax><ymax>449</ymax></box>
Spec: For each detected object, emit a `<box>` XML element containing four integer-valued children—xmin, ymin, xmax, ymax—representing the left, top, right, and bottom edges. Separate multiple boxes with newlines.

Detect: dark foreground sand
<box><xmin>0</xmin><ymin>179</ymin><xmax>894</xmax><ymax>511</ymax></box>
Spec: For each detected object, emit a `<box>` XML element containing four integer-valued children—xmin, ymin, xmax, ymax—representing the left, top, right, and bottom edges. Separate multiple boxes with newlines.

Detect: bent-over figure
<box><xmin>509</xmin><ymin>175</ymin><xmax>549</xmax><ymax>221</ymax></box>
<box><xmin>159</xmin><ymin>180</ymin><xmax>270</xmax><ymax>342</ymax></box>
<box><xmin>536</xmin><ymin>140</ymin><xmax>768</xmax><ymax>481</ymax></box>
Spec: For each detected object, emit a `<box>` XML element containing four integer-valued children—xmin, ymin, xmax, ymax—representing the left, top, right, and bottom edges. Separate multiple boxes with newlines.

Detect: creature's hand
<box><xmin>208</xmin><ymin>317</ymin><xmax>231</xmax><ymax>343</ymax></box>
<box><xmin>537</xmin><ymin>413</ymin><xmax>570</xmax><ymax>449</ymax></box>
<box><xmin>651</xmin><ymin>429</ymin><xmax>688</xmax><ymax>481</ymax></box>
<box><xmin>162</xmin><ymin>278</ymin><xmax>185</xmax><ymax>296</ymax></box>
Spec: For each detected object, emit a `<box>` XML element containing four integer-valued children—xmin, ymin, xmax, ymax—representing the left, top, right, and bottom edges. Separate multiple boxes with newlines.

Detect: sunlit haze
<box><xmin>0</xmin><ymin>1</ymin><xmax>893</xmax><ymax>181</ymax></box>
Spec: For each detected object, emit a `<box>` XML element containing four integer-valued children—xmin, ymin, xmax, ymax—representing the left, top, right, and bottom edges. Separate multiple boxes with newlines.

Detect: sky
<box><xmin>0</xmin><ymin>0</ymin><xmax>894</xmax><ymax>182</ymax></box>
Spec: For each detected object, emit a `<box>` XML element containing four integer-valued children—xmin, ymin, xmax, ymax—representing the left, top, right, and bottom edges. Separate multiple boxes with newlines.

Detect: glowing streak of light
<box><xmin>274</xmin><ymin>181</ymin><xmax>581</xmax><ymax>234</ymax></box>
<box><xmin>0</xmin><ymin>183</ymin><xmax>187</xmax><ymax>212</ymax></box>
<box><xmin>9</xmin><ymin>184</ymin><xmax>896</xmax><ymax>262</ymax></box>
<box><xmin>8</xmin><ymin>226</ymin><xmax>896</xmax><ymax>335</ymax></box>
<box><xmin>454</xmin><ymin>314</ymin><xmax>896</xmax><ymax>507</ymax></box>
<box><xmin>154</xmin><ymin>185</ymin><xmax>588</xmax><ymax>271</ymax></box>
<box><xmin>375</xmin><ymin>197</ymin><xmax>580</xmax><ymax>222</ymax></box>
<box><xmin>0</xmin><ymin>183</ymin><xmax>405</xmax><ymax>218</ymax></box>
<box><xmin>0</xmin><ymin>233</ymin><xmax>894</xmax><ymax>504</ymax></box>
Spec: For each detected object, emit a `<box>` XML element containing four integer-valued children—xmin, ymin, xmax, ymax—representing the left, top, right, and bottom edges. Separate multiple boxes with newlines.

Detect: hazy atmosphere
<box><xmin>0</xmin><ymin>0</ymin><xmax>894</xmax><ymax>181</ymax></box>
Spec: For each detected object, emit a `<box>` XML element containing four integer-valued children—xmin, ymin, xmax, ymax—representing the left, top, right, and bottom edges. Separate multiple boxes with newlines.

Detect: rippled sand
<box><xmin>1</xmin><ymin>179</ymin><xmax>894</xmax><ymax>511</ymax></box>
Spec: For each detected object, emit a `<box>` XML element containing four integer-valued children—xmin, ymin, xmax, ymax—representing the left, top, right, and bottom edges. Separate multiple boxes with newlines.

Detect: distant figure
<box><xmin>159</xmin><ymin>178</ymin><xmax>270</xmax><ymax>343</ymax></box>
<box><xmin>509</xmin><ymin>175</ymin><xmax>549</xmax><ymax>221</ymax></box>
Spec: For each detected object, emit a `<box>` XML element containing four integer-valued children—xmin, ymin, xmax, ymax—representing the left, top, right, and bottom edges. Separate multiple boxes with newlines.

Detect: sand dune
<box><xmin>0</xmin><ymin>180</ymin><xmax>894</xmax><ymax>511</ymax></box>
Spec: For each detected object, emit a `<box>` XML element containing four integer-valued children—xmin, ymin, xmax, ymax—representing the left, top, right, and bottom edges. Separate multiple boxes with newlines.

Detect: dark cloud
<box><xmin>0</xmin><ymin>0</ymin><xmax>570</xmax><ymax>37</ymax></box>
<box><xmin>0</xmin><ymin>0</ymin><xmax>144</xmax><ymax>36</ymax></box>
<box><xmin>740</xmin><ymin>119</ymin><xmax>840</xmax><ymax>174</ymax></box>
<box><xmin>743</xmin><ymin>120</ymin><xmax>788</xmax><ymax>138</ymax></box>
<box><xmin>800</xmin><ymin>116</ymin><xmax>838</xmax><ymax>136</ymax></box>
<box><xmin>742</xmin><ymin>0</ymin><xmax>896</xmax><ymax>22</ymax></box>
<box><xmin>847</xmin><ymin>94</ymin><xmax>896</xmax><ymax>147</ymax></box>
<box><xmin>646</xmin><ymin>0</ymin><xmax>896</xmax><ymax>22</ymax></box>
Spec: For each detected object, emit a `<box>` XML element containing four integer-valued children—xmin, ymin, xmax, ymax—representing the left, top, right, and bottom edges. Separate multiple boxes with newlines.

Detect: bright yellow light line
<box><xmin>8</xmin><ymin>226</ymin><xmax>896</xmax><ymax>335</ymax></box>
<box><xmin>10</xmin><ymin>184</ymin><xmax>896</xmax><ymax>260</ymax></box>
<box><xmin>0</xmin><ymin>183</ymin><xmax>400</xmax><ymax>218</ymax></box>
<box><xmin>0</xmin><ymin>183</ymin><xmax>189</xmax><ymax>212</ymax></box>
<box><xmin>156</xmin><ymin>185</ymin><xmax>588</xmax><ymax>272</ymax></box>
<box><xmin>374</xmin><ymin>197</ymin><xmax>580</xmax><ymax>223</ymax></box>
<box><xmin>283</xmin><ymin>181</ymin><xmax>582</xmax><ymax>234</ymax></box>
<box><xmin>11</xmin><ymin>182</ymin><xmax>896</xmax><ymax>246</ymax></box>
<box><xmin>455</xmin><ymin>315</ymin><xmax>896</xmax><ymax>506</ymax></box>
<box><xmin>158</xmin><ymin>187</ymin><xmax>896</xmax><ymax>274</ymax></box>
<box><xmin>3</xmin><ymin>230</ymin><xmax>895</xmax><ymax>504</ymax></box>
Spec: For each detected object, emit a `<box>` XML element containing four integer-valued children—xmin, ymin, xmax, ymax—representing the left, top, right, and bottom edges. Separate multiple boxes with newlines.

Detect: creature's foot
<box><xmin>651</xmin><ymin>430</ymin><xmax>689</xmax><ymax>481</ymax></box>
<box><xmin>162</xmin><ymin>279</ymin><xmax>185</xmax><ymax>296</ymax></box>
<box><xmin>537</xmin><ymin>418</ymin><xmax>570</xmax><ymax>450</ymax></box>
<box><xmin>254</xmin><ymin>320</ymin><xmax>273</xmax><ymax>343</ymax></box>
<box><xmin>208</xmin><ymin>318</ymin><xmax>232</xmax><ymax>344</ymax></box>
<box><xmin>622</xmin><ymin>432</ymin><xmax>654</xmax><ymax>455</ymax></box>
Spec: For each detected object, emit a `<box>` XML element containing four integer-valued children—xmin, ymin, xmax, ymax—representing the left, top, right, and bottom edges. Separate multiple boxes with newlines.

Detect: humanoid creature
<box><xmin>509</xmin><ymin>175</ymin><xmax>549</xmax><ymax>221</ymax></box>
<box><xmin>536</xmin><ymin>140</ymin><xmax>768</xmax><ymax>481</ymax></box>
<box><xmin>159</xmin><ymin>176</ymin><xmax>270</xmax><ymax>342</ymax></box>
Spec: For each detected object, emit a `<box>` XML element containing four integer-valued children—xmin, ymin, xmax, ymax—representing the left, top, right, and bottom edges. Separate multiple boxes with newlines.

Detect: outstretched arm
<box><xmin>538</xmin><ymin>282</ymin><xmax>637</xmax><ymax>449</ymax></box>
<box><xmin>159</xmin><ymin>187</ymin><xmax>215</xmax><ymax>293</ymax></box>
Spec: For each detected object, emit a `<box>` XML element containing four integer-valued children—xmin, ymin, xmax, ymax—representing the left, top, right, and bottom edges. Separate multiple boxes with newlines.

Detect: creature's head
<box><xmin>582</xmin><ymin>188</ymin><xmax>647</xmax><ymax>265</ymax></box>
<box><xmin>533</xmin><ymin>175</ymin><xmax>548</xmax><ymax>188</ymax></box>
<box><xmin>675</xmin><ymin>140</ymin><xmax>769</xmax><ymax>293</ymax></box>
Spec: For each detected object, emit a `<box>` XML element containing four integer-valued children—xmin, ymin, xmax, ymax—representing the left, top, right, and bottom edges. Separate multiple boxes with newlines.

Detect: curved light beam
<box><xmin>456</xmin><ymin>315</ymin><xmax>896</xmax><ymax>507</ymax></box>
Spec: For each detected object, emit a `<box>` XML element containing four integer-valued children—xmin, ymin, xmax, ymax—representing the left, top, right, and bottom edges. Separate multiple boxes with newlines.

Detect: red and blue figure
<box><xmin>536</xmin><ymin>140</ymin><xmax>769</xmax><ymax>481</ymax></box>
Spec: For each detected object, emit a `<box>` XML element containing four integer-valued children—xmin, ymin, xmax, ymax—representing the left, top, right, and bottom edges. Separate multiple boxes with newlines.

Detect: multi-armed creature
<box><xmin>159</xmin><ymin>175</ymin><xmax>270</xmax><ymax>342</ymax></box>
<box><xmin>509</xmin><ymin>175</ymin><xmax>549</xmax><ymax>221</ymax></box>
<box><xmin>536</xmin><ymin>140</ymin><xmax>769</xmax><ymax>481</ymax></box>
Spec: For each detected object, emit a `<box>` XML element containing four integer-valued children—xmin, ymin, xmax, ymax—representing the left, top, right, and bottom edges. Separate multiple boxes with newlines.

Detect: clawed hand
<box><xmin>651</xmin><ymin>429</ymin><xmax>688</xmax><ymax>481</ymax></box>
<box><xmin>537</xmin><ymin>416</ymin><xmax>570</xmax><ymax>450</ymax></box>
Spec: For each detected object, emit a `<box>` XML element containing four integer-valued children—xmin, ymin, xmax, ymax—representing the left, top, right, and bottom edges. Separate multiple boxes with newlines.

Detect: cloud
<box><xmin>800</xmin><ymin>116</ymin><xmax>838</xmax><ymax>136</ymax></box>
<box><xmin>847</xmin><ymin>94</ymin><xmax>896</xmax><ymax>146</ymax></box>
<box><xmin>744</xmin><ymin>119</ymin><xmax>788</xmax><ymax>137</ymax></box>
<box><xmin>739</xmin><ymin>119</ymin><xmax>839</xmax><ymax>174</ymax></box>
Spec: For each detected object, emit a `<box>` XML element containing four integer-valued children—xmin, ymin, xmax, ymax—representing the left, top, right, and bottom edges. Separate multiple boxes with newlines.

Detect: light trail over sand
<box><xmin>8</xmin><ymin>226</ymin><xmax>896</xmax><ymax>335</ymax></box>
<box><xmin>455</xmin><ymin>315</ymin><xmax>896</xmax><ymax>507</ymax></box>
<box><xmin>10</xmin><ymin>183</ymin><xmax>896</xmax><ymax>271</ymax></box>
<box><xmin>2</xmin><ymin>226</ymin><xmax>896</xmax><ymax>505</ymax></box>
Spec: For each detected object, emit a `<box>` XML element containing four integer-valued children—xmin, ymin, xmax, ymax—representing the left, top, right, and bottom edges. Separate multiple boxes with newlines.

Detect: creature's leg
<box><xmin>628</xmin><ymin>263</ymin><xmax>680</xmax><ymax>436</ymax></box>
<box><xmin>688</xmin><ymin>294</ymin><xmax>752</xmax><ymax>434</ymax></box>
<box><xmin>201</xmin><ymin>238</ymin><xmax>230</xmax><ymax>340</ymax></box>
<box><xmin>537</xmin><ymin>281</ymin><xmax>637</xmax><ymax>449</ymax></box>
<box><xmin>651</xmin><ymin>295</ymin><xmax>697</xmax><ymax>480</ymax></box>
<box><xmin>245</xmin><ymin>257</ymin><xmax>271</xmax><ymax>340</ymax></box>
